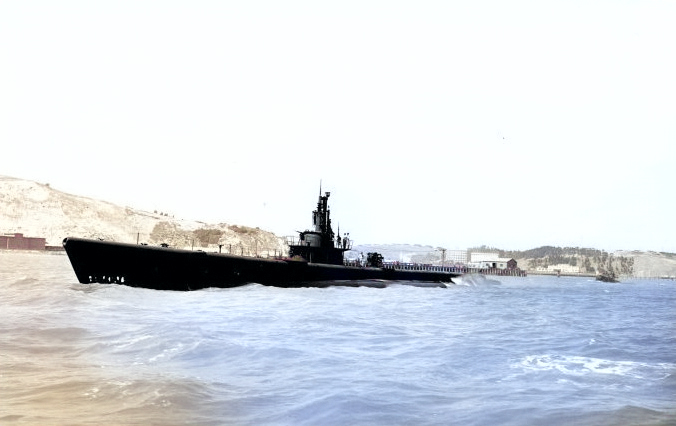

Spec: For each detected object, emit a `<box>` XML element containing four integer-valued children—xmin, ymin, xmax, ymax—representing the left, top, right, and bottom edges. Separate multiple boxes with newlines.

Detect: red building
<box><xmin>0</xmin><ymin>233</ymin><xmax>46</xmax><ymax>250</ymax></box>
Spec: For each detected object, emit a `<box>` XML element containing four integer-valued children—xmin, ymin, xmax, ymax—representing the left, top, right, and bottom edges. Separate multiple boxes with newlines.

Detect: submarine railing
<box><xmin>343</xmin><ymin>260</ymin><xmax>527</xmax><ymax>276</ymax></box>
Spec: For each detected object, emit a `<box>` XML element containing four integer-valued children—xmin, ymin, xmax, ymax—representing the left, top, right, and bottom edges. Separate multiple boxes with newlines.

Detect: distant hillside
<box><xmin>474</xmin><ymin>245</ymin><xmax>676</xmax><ymax>278</ymax></box>
<box><xmin>355</xmin><ymin>243</ymin><xmax>676</xmax><ymax>278</ymax></box>
<box><xmin>348</xmin><ymin>243</ymin><xmax>441</xmax><ymax>263</ymax></box>
<box><xmin>614</xmin><ymin>250</ymin><xmax>676</xmax><ymax>279</ymax></box>
<box><xmin>0</xmin><ymin>175</ymin><xmax>286</xmax><ymax>256</ymax></box>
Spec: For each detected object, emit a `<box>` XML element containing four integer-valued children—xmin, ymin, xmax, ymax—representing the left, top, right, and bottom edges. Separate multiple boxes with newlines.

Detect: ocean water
<box><xmin>1</xmin><ymin>251</ymin><xmax>675</xmax><ymax>426</ymax></box>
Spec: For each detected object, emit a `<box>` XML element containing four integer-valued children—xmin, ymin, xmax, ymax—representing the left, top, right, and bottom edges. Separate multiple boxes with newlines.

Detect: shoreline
<box><xmin>526</xmin><ymin>271</ymin><xmax>596</xmax><ymax>278</ymax></box>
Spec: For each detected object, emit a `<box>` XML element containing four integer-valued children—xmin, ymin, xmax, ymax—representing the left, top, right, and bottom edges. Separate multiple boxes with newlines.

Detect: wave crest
<box><xmin>516</xmin><ymin>354</ymin><xmax>675</xmax><ymax>380</ymax></box>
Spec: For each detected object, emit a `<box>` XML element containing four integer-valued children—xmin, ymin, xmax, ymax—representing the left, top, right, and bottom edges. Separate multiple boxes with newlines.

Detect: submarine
<box><xmin>63</xmin><ymin>189</ymin><xmax>461</xmax><ymax>290</ymax></box>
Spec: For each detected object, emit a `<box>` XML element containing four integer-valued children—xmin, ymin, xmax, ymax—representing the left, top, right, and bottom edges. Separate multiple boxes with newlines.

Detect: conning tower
<box><xmin>288</xmin><ymin>189</ymin><xmax>351</xmax><ymax>264</ymax></box>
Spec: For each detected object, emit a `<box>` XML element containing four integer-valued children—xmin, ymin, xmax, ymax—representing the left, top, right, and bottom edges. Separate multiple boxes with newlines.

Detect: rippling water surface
<box><xmin>1</xmin><ymin>251</ymin><xmax>675</xmax><ymax>425</ymax></box>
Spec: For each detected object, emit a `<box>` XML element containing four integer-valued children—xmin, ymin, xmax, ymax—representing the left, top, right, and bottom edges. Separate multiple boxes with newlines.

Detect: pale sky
<box><xmin>2</xmin><ymin>1</ymin><xmax>675</xmax><ymax>252</ymax></box>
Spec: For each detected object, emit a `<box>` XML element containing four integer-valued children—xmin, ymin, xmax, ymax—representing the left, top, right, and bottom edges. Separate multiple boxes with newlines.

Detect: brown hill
<box><xmin>0</xmin><ymin>175</ymin><xmax>286</xmax><ymax>256</ymax></box>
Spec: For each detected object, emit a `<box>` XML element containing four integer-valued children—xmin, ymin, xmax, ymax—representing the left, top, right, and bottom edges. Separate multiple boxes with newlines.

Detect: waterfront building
<box><xmin>470</xmin><ymin>252</ymin><xmax>500</xmax><ymax>263</ymax></box>
<box><xmin>446</xmin><ymin>250</ymin><xmax>468</xmax><ymax>264</ymax></box>
<box><xmin>0</xmin><ymin>233</ymin><xmax>46</xmax><ymax>250</ymax></box>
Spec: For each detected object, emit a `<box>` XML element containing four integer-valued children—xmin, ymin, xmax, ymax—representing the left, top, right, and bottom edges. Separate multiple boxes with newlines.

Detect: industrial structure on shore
<box><xmin>1</xmin><ymin>233</ymin><xmax>64</xmax><ymax>251</ymax></box>
<box><xmin>1</xmin><ymin>233</ymin><xmax>46</xmax><ymax>250</ymax></box>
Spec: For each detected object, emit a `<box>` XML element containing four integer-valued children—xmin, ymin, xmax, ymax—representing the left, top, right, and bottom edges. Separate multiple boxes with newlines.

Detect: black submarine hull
<box><xmin>63</xmin><ymin>237</ymin><xmax>460</xmax><ymax>291</ymax></box>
